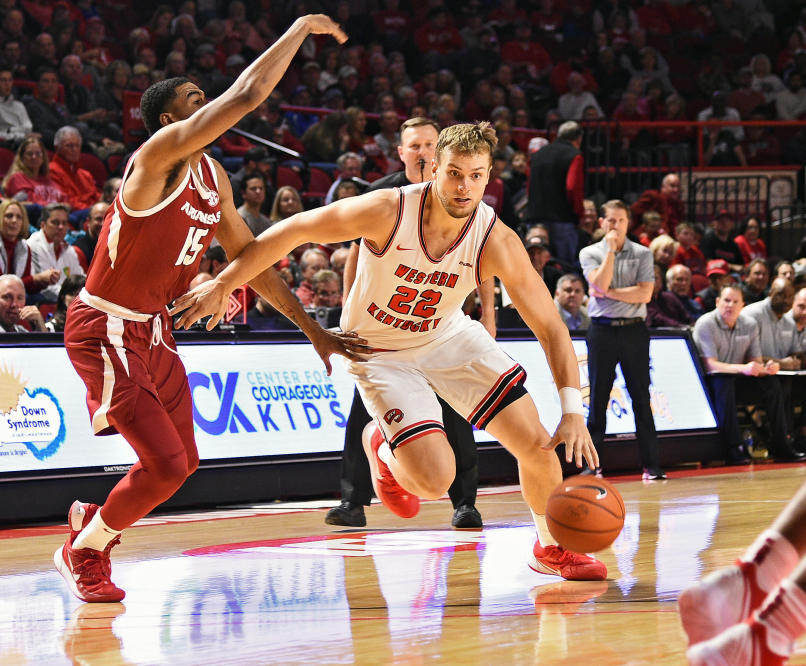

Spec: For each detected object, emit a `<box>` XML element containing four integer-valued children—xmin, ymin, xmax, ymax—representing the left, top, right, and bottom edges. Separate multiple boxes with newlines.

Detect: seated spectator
<box><xmin>775</xmin><ymin>261</ymin><xmax>795</xmax><ymax>283</ymax></box>
<box><xmin>638</xmin><ymin>210</ymin><xmax>664</xmax><ymax>246</ymax></box>
<box><xmin>237</xmin><ymin>173</ymin><xmax>272</xmax><ymax>237</ymax></box>
<box><xmin>44</xmin><ymin>273</ymin><xmax>85</xmax><ymax>332</ymax></box>
<box><xmin>500</xmin><ymin>23</ymin><xmax>551</xmax><ymax>80</ymax></box>
<box><xmin>649</xmin><ymin>233</ymin><xmax>677</xmax><ymax>272</ymax></box>
<box><xmin>666</xmin><ymin>264</ymin><xmax>703</xmax><ymax>322</ymax></box>
<box><xmin>24</xmin><ymin>67</ymin><xmax>73</xmax><ymax>150</ymax></box>
<box><xmin>557</xmin><ymin>72</ymin><xmax>603</xmax><ymax>121</ymax></box>
<box><xmin>302</xmin><ymin>111</ymin><xmax>349</xmax><ymax>163</ymax></box>
<box><xmin>330</xmin><ymin>246</ymin><xmax>350</xmax><ymax>282</ymax></box>
<box><xmin>672</xmin><ymin>222</ymin><xmax>707</xmax><ymax>281</ymax></box>
<box><xmin>229</xmin><ymin>146</ymin><xmax>275</xmax><ymax>211</ymax></box>
<box><xmin>734</xmin><ymin>216</ymin><xmax>767</xmax><ymax>264</ymax></box>
<box><xmin>524</xmin><ymin>238</ymin><xmax>561</xmax><ymax>295</ymax></box>
<box><xmin>0</xmin><ymin>274</ymin><xmax>45</xmax><ymax>332</ymax></box>
<box><xmin>630</xmin><ymin>172</ymin><xmax>684</xmax><ymax>235</ymax></box>
<box><xmin>554</xmin><ymin>273</ymin><xmax>589</xmax><ymax>331</ymax></box>
<box><xmin>197</xmin><ymin>245</ymin><xmax>228</xmax><ymax>278</ymax></box>
<box><xmin>308</xmin><ymin>268</ymin><xmax>342</xmax><ymax>309</ymax></box>
<box><xmin>655</xmin><ymin>93</ymin><xmax>694</xmax><ymax>149</ymax></box>
<box><xmin>102</xmin><ymin>177</ymin><xmax>121</xmax><ymax>205</ymax></box>
<box><xmin>48</xmin><ymin>126</ymin><xmax>101</xmax><ymax>227</ymax></box>
<box><xmin>246</xmin><ymin>294</ymin><xmax>299</xmax><ymax>331</ymax></box>
<box><xmin>0</xmin><ymin>67</ymin><xmax>31</xmax><ymax>148</ymax></box>
<box><xmin>693</xmin><ymin>284</ymin><xmax>803</xmax><ymax>464</ymax></box>
<box><xmin>295</xmin><ymin>248</ymin><xmax>330</xmax><ymax>308</ymax></box>
<box><xmin>27</xmin><ymin>202</ymin><xmax>83</xmax><ymax>304</ymax></box>
<box><xmin>742</xmin><ymin>258</ymin><xmax>770</xmax><ymax>305</ymax></box>
<box><xmin>776</xmin><ymin>71</ymin><xmax>806</xmax><ymax>120</ymax></box>
<box><xmin>0</xmin><ymin>198</ymin><xmax>57</xmax><ymax>299</ymax></box>
<box><xmin>742</xmin><ymin>111</ymin><xmax>782</xmax><ymax>166</ymax></box>
<box><xmin>701</xmin><ymin>208</ymin><xmax>744</xmax><ymax>273</ymax></box>
<box><xmin>647</xmin><ymin>262</ymin><xmax>690</xmax><ymax>328</ymax></box>
<box><xmin>59</xmin><ymin>54</ymin><xmax>123</xmax><ymax>151</ymax></box>
<box><xmin>744</xmin><ymin>278</ymin><xmax>801</xmax><ymax>371</ymax></box>
<box><xmin>344</xmin><ymin>106</ymin><xmax>388</xmax><ymax>176</ymax></box>
<box><xmin>269</xmin><ymin>186</ymin><xmax>303</xmax><ymax>225</ymax></box>
<box><xmin>698</xmin><ymin>90</ymin><xmax>744</xmax><ymax>143</ymax></box>
<box><xmin>611</xmin><ymin>89</ymin><xmax>650</xmax><ymax>148</ymax></box>
<box><xmin>373</xmin><ymin>109</ymin><xmax>403</xmax><ymax>174</ymax></box>
<box><xmin>334</xmin><ymin>180</ymin><xmax>360</xmax><ymax>201</ymax></box>
<box><xmin>727</xmin><ymin>67</ymin><xmax>766</xmax><ymax>119</ymax></box>
<box><xmin>71</xmin><ymin>201</ymin><xmax>106</xmax><ymax>272</ymax></box>
<box><xmin>750</xmin><ymin>53</ymin><xmax>785</xmax><ymax>105</ymax></box>
<box><xmin>324</xmin><ymin>151</ymin><xmax>363</xmax><ymax>204</ymax></box>
<box><xmin>2</xmin><ymin>136</ymin><xmax>68</xmax><ymax>214</ymax></box>
<box><xmin>696</xmin><ymin>258</ymin><xmax>732</xmax><ymax>313</ymax></box>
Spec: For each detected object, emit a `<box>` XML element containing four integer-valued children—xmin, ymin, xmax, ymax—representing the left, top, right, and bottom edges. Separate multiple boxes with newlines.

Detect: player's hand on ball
<box><xmin>543</xmin><ymin>413</ymin><xmax>599</xmax><ymax>470</ymax></box>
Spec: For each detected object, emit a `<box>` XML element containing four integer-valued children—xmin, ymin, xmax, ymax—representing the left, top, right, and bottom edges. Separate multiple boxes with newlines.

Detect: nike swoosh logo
<box><xmin>565</xmin><ymin>483</ymin><xmax>608</xmax><ymax>499</ymax></box>
<box><xmin>396</xmin><ymin>244</ymin><xmax>413</xmax><ymax>251</ymax></box>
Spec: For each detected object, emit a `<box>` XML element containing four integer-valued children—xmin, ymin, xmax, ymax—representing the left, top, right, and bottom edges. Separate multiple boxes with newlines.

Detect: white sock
<box><xmin>757</xmin><ymin>579</ymin><xmax>806</xmax><ymax>657</ymax></box>
<box><xmin>72</xmin><ymin>509</ymin><xmax>121</xmax><ymax>551</ymax></box>
<box><xmin>741</xmin><ymin>529</ymin><xmax>800</xmax><ymax>594</ymax></box>
<box><xmin>378</xmin><ymin>441</ymin><xmax>394</xmax><ymax>466</ymax></box>
<box><xmin>532</xmin><ymin>510</ymin><xmax>557</xmax><ymax>548</ymax></box>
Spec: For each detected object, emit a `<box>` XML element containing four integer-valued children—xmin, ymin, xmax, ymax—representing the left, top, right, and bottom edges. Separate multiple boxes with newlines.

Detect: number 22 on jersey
<box><xmin>175</xmin><ymin>227</ymin><xmax>210</xmax><ymax>266</ymax></box>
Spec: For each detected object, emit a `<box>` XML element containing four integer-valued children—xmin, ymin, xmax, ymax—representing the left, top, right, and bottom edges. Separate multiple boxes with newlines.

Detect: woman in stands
<box><xmin>0</xmin><ymin>198</ymin><xmax>58</xmax><ymax>300</ymax></box>
<box><xmin>2</xmin><ymin>136</ymin><xmax>68</xmax><ymax>211</ymax></box>
<box><xmin>734</xmin><ymin>215</ymin><xmax>768</xmax><ymax>265</ymax></box>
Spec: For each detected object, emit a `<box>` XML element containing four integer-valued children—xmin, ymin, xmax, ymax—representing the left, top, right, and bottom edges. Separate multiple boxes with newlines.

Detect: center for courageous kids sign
<box><xmin>182</xmin><ymin>344</ymin><xmax>357</xmax><ymax>458</ymax></box>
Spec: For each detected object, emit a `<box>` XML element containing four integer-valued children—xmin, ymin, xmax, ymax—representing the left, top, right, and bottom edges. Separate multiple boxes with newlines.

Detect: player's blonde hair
<box><xmin>435</xmin><ymin>121</ymin><xmax>498</xmax><ymax>165</ymax></box>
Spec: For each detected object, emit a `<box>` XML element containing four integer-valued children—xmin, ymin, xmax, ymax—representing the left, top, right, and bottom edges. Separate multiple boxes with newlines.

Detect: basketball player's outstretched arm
<box><xmin>128</xmin><ymin>16</ymin><xmax>346</xmax><ymax>208</ymax></box>
<box><xmin>211</xmin><ymin>162</ymin><xmax>369</xmax><ymax>374</ymax></box>
<box><xmin>171</xmin><ymin>189</ymin><xmax>399</xmax><ymax>329</ymax></box>
<box><xmin>480</xmin><ymin>224</ymin><xmax>599</xmax><ymax>469</ymax></box>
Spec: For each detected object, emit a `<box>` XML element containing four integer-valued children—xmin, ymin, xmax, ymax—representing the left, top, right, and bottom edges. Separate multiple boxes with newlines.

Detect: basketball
<box><xmin>546</xmin><ymin>475</ymin><xmax>625</xmax><ymax>553</ymax></box>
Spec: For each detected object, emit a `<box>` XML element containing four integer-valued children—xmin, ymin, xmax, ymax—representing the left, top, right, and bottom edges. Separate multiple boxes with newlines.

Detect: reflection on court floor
<box><xmin>3</xmin><ymin>469</ymin><xmax>806</xmax><ymax>665</ymax></box>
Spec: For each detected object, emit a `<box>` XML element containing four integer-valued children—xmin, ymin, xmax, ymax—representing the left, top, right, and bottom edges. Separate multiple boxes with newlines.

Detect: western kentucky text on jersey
<box><xmin>366</xmin><ymin>301</ymin><xmax>443</xmax><ymax>333</ymax></box>
<box><xmin>394</xmin><ymin>263</ymin><xmax>459</xmax><ymax>288</ymax></box>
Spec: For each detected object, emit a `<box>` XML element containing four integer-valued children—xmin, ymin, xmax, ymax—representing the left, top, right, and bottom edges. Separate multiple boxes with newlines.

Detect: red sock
<box><xmin>756</xmin><ymin>579</ymin><xmax>806</xmax><ymax>657</ymax></box>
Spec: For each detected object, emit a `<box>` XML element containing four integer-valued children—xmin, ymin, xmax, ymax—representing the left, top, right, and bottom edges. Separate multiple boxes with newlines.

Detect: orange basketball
<box><xmin>546</xmin><ymin>475</ymin><xmax>625</xmax><ymax>553</ymax></box>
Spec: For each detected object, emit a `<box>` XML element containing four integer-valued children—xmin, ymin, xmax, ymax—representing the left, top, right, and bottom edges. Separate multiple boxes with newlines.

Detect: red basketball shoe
<box><xmin>529</xmin><ymin>541</ymin><xmax>607</xmax><ymax>581</ymax></box>
<box><xmin>363</xmin><ymin>423</ymin><xmax>420</xmax><ymax>519</ymax></box>
<box><xmin>679</xmin><ymin>561</ymin><xmax>766</xmax><ymax>646</ymax></box>
<box><xmin>54</xmin><ymin>500</ymin><xmax>125</xmax><ymax>603</ymax></box>
<box><xmin>687</xmin><ymin>619</ymin><xmax>787</xmax><ymax>666</ymax></box>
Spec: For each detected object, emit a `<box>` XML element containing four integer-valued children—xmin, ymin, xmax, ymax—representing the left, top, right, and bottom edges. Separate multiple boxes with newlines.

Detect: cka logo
<box><xmin>188</xmin><ymin>372</ymin><xmax>256</xmax><ymax>435</ymax></box>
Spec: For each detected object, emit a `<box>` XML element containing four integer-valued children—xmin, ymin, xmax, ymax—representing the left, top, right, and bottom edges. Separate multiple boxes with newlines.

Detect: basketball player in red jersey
<box><xmin>173</xmin><ymin>122</ymin><xmax>607</xmax><ymax>581</ymax></box>
<box><xmin>54</xmin><ymin>15</ymin><xmax>363</xmax><ymax>603</ymax></box>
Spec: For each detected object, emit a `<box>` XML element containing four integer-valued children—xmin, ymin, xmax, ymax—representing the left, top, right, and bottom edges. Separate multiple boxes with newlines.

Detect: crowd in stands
<box><xmin>2</xmin><ymin>1</ymin><xmax>806</xmax><ymax>462</ymax></box>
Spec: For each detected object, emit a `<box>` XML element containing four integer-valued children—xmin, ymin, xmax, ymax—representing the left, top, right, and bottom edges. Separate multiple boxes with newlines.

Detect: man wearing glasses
<box><xmin>27</xmin><ymin>202</ymin><xmax>83</xmax><ymax>303</ymax></box>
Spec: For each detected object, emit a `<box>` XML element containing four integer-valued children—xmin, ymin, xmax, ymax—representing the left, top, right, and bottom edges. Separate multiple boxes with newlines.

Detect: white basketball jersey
<box><xmin>341</xmin><ymin>181</ymin><xmax>498</xmax><ymax>350</ymax></box>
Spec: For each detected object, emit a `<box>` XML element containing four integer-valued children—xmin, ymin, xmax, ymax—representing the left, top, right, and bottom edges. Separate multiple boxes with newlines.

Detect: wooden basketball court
<box><xmin>2</xmin><ymin>465</ymin><xmax>806</xmax><ymax>665</ymax></box>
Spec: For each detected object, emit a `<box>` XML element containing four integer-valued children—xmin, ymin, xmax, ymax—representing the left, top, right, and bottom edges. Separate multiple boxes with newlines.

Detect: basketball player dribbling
<box><xmin>54</xmin><ymin>15</ymin><xmax>363</xmax><ymax>603</ymax></box>
<box><xmin>173</xmin><ymin>122</ymin><xmax>608</xmax><ymax>581</ymax></box>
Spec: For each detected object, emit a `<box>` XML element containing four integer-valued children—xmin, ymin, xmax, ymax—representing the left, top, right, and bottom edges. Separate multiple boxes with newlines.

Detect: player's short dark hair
<box><xmin>140</xmin><ymin>77</ymin><xmax>191</xmax><ymax>136</ymax></box>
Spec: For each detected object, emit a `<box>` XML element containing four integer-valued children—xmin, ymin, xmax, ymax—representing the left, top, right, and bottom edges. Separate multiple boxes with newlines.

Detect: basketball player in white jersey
<box><xmin>173</xmin><ymin>122</ymin><xmax>606</xmax><ymax>580</ymax></box>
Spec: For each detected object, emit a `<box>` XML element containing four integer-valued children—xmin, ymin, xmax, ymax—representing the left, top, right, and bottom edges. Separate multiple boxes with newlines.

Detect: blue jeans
<box><xmin>548</xmin><ymin>221</ymin><xmax>580</xmax><ymax>266</ymax></box>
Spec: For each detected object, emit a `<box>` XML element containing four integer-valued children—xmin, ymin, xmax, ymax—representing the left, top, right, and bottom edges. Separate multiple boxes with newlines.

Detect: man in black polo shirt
<box><xmin>701</xmin><ymin>208</ymin><xmax>744</xmax><ymax>274</ymax></box>
<box><xmin>579</xmin><ymin>200</ymin><xmax>664</xmax><ymax>479</ymax></box>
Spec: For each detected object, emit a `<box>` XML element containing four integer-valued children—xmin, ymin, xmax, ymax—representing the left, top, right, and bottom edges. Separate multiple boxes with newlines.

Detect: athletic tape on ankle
<box><xmin>559</xmin><ymin>387</ymin><xmax>584</xmax><ymax>415</ymax></box>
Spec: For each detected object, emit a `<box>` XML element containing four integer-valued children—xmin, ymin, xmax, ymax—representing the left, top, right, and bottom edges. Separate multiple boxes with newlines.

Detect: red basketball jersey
<box><xmin>85</xmin><ymin>152</ymin><xmax>222</xmax><ymax>313</ymax></box>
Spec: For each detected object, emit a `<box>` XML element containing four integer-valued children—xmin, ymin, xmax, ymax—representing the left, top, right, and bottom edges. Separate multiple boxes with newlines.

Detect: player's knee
<box><xmin>153</xmin><ymin>452</ymin><xmax>192</xmax><ymax>490</ymax></box>
<box><xmin>417</xmin><ymin>471</ymin><xmax>453</xmax><ymax>500</ymax></box>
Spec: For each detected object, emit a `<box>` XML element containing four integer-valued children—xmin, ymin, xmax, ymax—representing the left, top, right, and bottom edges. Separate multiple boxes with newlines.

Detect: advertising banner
<box><xmin>0</xmin><ymin>336</ymin><xmax>715</xmax><ymax>477</ymax></box>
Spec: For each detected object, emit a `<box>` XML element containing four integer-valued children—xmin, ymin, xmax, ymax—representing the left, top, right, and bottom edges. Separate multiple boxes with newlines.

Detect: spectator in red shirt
<box><xmin>375</xmin><ymin>0</ymin><xmax>411</xmax><ymax>51</ymax></box>
<box><xmin>673</xmin><ymin>222</ymin><xmax>708</xmax><ymax>288</ymax></box>
<box><xmin>611</xmin><ymin>89</ymin><xmax>650</xmax><ymax>149</ymax></box>
<box><xmin>2</xmin><ymin>136</ymin><xmax>68</xmax><ymax>209</ymax></box>
<box><xmin>728</xmin><ymin>67</ymin><xmax>767</xmax><ymax>119</ymax></box>
<box><xmin>414</xmin><ymin>7</ymin><xmax>462</xmax><ymax>69</ymax></box>
<box><xmin>631</xmin><ymin>172</ymin><xmax>685</xmax><ymax>235</ymax></box>
<box><xmin>501</xmin><ymin>23</ymin><xmax>551</xmax><ymax>81</ymax></box>
<box><xmin>734</xmin><ymin>216</ymin><xmax>767</xmax><ymax>265</ymax></box>
<box><xmin>47</xmin><ymin>126</ymin><xmax>101</xmax><ymax>228</ymax></box>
